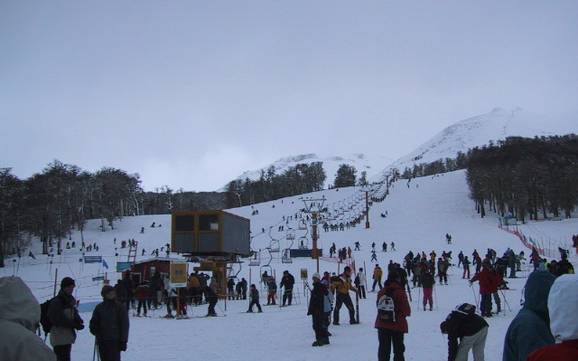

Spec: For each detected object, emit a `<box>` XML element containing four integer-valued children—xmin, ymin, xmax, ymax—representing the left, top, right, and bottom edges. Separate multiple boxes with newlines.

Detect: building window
<box><xmin>199</xmin><ymin>214</ymin><xmax>219</xmax><ymax>231</ymax></box>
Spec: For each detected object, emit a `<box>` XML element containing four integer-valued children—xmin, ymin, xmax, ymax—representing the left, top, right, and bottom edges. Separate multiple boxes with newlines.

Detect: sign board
<box><xmin>92</xmin><ymin>275</ymin><xmax>105</xmax><ymax>282</ymax></box>
<box><xmin>116</xmin><ymin>262</ymin><xmax>132</xmax><ymax>273</ymax></box>
<box><xmin>170</xmin><ymin>262</ymin><xmax>188</xmax><ymax>287</ymax></box>
<box><xmin>84</xmin><ymin>256</ymin><xmax>103</xmax><ymax>264</ymax></box>
<box><xmin>300</xmin><ymin>268</ymin><xmax>308</xmax><ymax>280</ymax></box>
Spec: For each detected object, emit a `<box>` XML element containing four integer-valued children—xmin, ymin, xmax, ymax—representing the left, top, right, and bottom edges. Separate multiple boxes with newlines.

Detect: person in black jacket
<box><xmin>90</xmin><ymin>286</ymin><xmax>129</xmax><ymax>361</ymax></box>
<box><xmin>48</xmin><ymin>277</ymin><xmax>84</xmax><ymax>361</ymax></box>
<box><xmin>440</xmin><ymin>303</ymin><xmax>489</xmax><ymax>361</ymax></box>
<box><xmin>280</xmin><ymin>271</ymin><xmax>295</xmax><ymax>306</ymax></box>
<box><xmin>307</xmin><ymin>273</ymin><xmax>330</xmax><ymax>346</ymax></box>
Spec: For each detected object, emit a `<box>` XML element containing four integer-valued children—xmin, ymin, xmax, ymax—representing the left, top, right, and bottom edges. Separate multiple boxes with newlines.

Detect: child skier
<box><xmin>247</xmin><ymin>284</ymin><xmax>262</xmax><ymax>313</ymax></box>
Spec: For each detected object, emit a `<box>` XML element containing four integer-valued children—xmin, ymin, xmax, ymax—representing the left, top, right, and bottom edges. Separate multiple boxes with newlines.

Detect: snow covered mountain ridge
<box><xmin>375</xmin><ymin>107</ymin><xmax>578</xmax><ymax>180</ymax></box>
<box><xmin>222</xmin><ymin>153</ymin><xmax>392</xmax><ymax>190</ymax></box>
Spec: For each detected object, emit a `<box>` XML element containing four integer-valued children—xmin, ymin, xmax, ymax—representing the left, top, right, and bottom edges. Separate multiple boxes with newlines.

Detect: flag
<box><xmin>102</xmin><ymin>259</ymin><xmax>109</xmax><ymax>269</ymax></box>
<box><xmin>28</xmin><ymin>251</ymin><xmax>36</xmax><ymax>260</ymax></box>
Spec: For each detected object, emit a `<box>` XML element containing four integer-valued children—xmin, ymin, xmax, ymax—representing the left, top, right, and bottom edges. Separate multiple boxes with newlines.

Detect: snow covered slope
<box><xmin>223</xmin><ymin>152</ymin><xmax>392</xmax><ymax>190</ymax></box>
<box><xmin>376</xmin><ymin>107</ymin><xmax>578</xmax><ymax>179</ymax></box>
<box><xmin>3</xmin><ymin>170</ymin><xmax>576</xmax><ymax>361</ymax></box>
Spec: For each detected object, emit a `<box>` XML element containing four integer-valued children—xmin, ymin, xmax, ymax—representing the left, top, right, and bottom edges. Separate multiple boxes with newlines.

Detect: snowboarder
<box><xmin>247</xmin><ymin>284</ymin><xmax>262</xmax><ymax>313</ymax></box>
<box><xmin>89</xmin><ymin>285</ymin><xmax>129</xmax><ymax>361</ymax></box>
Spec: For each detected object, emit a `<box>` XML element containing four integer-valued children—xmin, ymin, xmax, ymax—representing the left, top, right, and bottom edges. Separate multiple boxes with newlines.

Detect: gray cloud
<box><xmin>1</xmin><ymin>0</ymin><xmax>577</xmax><ymax>190</ymax></box>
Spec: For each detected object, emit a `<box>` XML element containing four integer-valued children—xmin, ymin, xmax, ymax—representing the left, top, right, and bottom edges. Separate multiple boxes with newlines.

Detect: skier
<box><xmin>372</xmin><ymin>264</ymin><xmax>383</xmax><ymax>292</ymax></box>
<box><xmin>372</xmin><ymin>242</ymin><xmax>376</xmax><ymax>251</ymax></box>
<box><xmin>355</xmin><ymin>241</ymin><xmax>361</xmax><ymax>251</ymax></box>
<box><xmin>89</xmin><ymin>285</ymin><xmax>129</xmax><ymax>361</ymax></box>
<box><xmin>356</xmin><ymin>267</ymin><xmax>367</xmax><ymax>299</ymax></box>
<box><xmin>266</xmin><ymin>277</ymin><xmax>277</xmax><ymax>305</ymax></box>
<box><xmin>503</xmin><ymin>271</ymin><xmax>555</xmax><ymax>361</ymax></box>
<box><xmin>0</xmin><ymin>277</ymin><xmax>56</xmax><ymax>361</ymax></box>
<box><xmin>440</xmin><ymin>303</ymin><xmax>489</xmax><ymax>361</ymax></box>
<box><xmin>247</xmin><ymin>284</ymin><xmax>262</xmax><ymax>313</ymax></box>
<box><xmin>48</xmin><ymin>277</ymin><xmax>84</xmax><ymax>361</ymax></box>
<box><xmin>469</xmin><ymin>260</ymin><xmax>498</xmax><ymax>317</ymax></box>
<box><xmin>382</xmin><ymin>242</ymin><xmax>387</xmax><ymax>252</ymax></box>
<box><xmin>526</xmin><ymin>274</ymin><xmax>578</xmax><ymax>361</ymax></box>
<box><xmin>204</xmin><ymin>282</ymin><xmax>219</xmax><ymax>317</ymax></box>
<box><xmin>375</xmin><ymin>268</ymin><xmax>411</xmax><ymax>361</ymax></box>
<box><xmin>307</xmin><ymin>273</ymin><xmax>330</xmax><ymax>346</ymax></box>
<box><xmin>331</xmin><ymin>266</ymin><xmax>358</xmax><ymax>325</ymax></box>
<box><xmin>438</xmin><ymin>258</ymin><xmax>449</xmax><ymax>285</ymax></box>
<box><xmin>462</xmin><ymin>256</ymin><xmax>471</xmax><ymax>279</ymax></box>
<box><xmin>227</xmin><ymin>278</ymin><xmax>235</xmax><ymax>300</ymax></box>
<box><xmin>280</xmin><ymin>271</ymin><xmax>295</xmax><ymax>306</ymax></box>
<box><xmin>458</xmin><ymin>251</ymin><xmax>464</xmax><ymax>268</ymax></box>
<box><xmin>134</xmin><ymin>283</ymin><xmax>149</xmax><ymax>317</ymax></box>
<box><xmin>371</xmin><ymin>250</ymin><xmax>378</xmax><ymax>262</ymax></box>
<box><xmin>390</xmin><ymin>242</ymin><xmax>395</xmax><ymax>251</ymax></box>
<box><xmin>421</xmin><ymin>268</ymin><xmax>435</xmax><ymax>311</ymax></box>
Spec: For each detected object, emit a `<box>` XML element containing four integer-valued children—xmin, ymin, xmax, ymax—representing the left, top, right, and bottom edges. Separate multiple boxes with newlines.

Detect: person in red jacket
<box><xmin>375</xmin><ymin>268</ymin><xmax>411</xmax><ymax>361</ymax></box>
<box><xmin>469</xmin><ymin>260</ymin><xmax>499</xmax><ymax>317</ymax></box>
<box><xmin>526</xmin><ymin>274</ymin><xmax>578</xmax><ymax>361</ymax></box>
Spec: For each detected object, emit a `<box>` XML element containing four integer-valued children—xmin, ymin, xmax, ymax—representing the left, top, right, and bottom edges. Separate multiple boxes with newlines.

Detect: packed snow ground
<box><xmin>2</xmin><ymin>170</ymin><xmax>576</xmax><ymax>361</ymax></box>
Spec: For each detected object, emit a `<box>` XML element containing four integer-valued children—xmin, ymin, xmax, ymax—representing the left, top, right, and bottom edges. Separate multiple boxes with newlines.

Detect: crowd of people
<box><xmin>1</xmin><ymin>238</ymin><xmax>576</xmax><ymax>361</ymax></box>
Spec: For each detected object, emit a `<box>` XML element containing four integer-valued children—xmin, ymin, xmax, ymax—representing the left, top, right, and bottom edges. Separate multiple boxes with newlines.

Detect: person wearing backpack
<box><xmin>48</xmin><ymin>277</ymin><xmax>84</xmax><ymax>361</ymax></box>
<box><xmin>308</xmin><ymin>273</ymin><xmax>330</xmax><ymax>346</ymax></box>
<box><xmin>0</xmin><ymin>276</ymin><xmax>56</xmax><ymax>361</ymax></box>
<box><xmin>375</xmin><ymin>268</ymin><xmax>411</xmax><ymax>361</ymax></box>
<box><xmin>89</xmin><ymin>285</ymin><xmax>129</xmax><ymax>361</ymax></box>
<box><xmin>440</xmin><ymin>303</ymin><xmax>489</xmax><ymax>361</ymax></box>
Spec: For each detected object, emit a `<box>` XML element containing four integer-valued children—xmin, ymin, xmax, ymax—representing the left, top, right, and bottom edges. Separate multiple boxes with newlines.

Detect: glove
<box><xmin>120</xmin><ymin>342</ymin><xmax>127</xmax><ymax>352</ymax></box>
<box><xmin>75</xmin><ymin>321</ymin><xmax>85</xmax><ymax>330</ymax></box>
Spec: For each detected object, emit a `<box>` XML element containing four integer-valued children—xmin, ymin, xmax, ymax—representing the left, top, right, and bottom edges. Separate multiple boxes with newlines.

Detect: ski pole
<box><xmin>499</xmin><ymin>289</ymin><xmax>512</xmax><ymax>312</ymax></box>
<box><xmin>434</xmin><ymin>286</ymin><xmax>439</xmax><ymax>310</ymax></box>
<box><xmin>470</xmin><ymin>284</ymin><xmax>479</xmax><ymax>309</ymax></box>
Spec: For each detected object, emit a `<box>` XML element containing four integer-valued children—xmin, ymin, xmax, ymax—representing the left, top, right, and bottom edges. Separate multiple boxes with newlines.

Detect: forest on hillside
<box><xmin>466</xmin><ymin>135</ymin><xmax>578</xmax><ymax>222</ymax></box>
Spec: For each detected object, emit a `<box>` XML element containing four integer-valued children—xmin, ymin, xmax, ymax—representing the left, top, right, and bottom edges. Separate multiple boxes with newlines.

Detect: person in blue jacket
<box><xmin>502</xmin><ymin>271</ymin><xmax>555</xmax><ymax>361</ymax></box>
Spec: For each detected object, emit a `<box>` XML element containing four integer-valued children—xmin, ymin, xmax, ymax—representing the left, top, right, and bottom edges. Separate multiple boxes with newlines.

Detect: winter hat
<box><xmin>312</xmin><ymin>273</ymin><xmax>321</xmax><ymax>280</ymax></box>
<box><xmin>548</xmin><ymin>274</ymin><xmax>578</xmax><ymax>341</ymax></box>
<box><xmin>101</xmin><ymin>285</ymin><xmax>115</xmax><ymax>298</ymax></box>
<box><xmin>61</xmin><ymin>277</ymin><xmax>75</xmax><ymax>289</ymax></box>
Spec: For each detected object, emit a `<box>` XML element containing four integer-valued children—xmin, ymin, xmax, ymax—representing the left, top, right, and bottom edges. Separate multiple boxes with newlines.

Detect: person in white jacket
<box><xmin>355</xmin><ymin>268</ymin><xmax>367</xmax><ymax>299</ymax></box>
<box><xmin>0</xmin><ymin>276</ymin><xmax>56</xmax><ymax>361</ymax></box>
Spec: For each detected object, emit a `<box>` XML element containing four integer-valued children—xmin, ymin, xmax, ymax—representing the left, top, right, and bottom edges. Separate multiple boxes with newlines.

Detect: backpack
<box><xmin>377</xmin><ymin>289</ymin><xmax>396</xmax><ymax>323</ymax></box>
<box><xmin>40</xmin><ymin>299</ymin><xmax>52</xmax><ymax>335</ymax></box>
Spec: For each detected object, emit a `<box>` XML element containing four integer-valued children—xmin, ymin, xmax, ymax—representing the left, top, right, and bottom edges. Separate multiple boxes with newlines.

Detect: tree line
<box><xmin>0</xmin><ymin>161</ymin><xmax>226</xmax><ymax>265</ymax></box>
<box><xmin>225</xmin><ymin>163</ymin><xmax>369</xmax><ymax>207</ymax></box>
<box><xmin>466</xmin><ymin>135</ymin><xmax>578</xmax><ymax>222</ymax></box>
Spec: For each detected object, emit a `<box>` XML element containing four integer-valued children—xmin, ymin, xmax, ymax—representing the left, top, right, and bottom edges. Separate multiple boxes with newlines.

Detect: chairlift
<box><xmin>249</xmin><ymin>251</ymin><xmax>261</xmax><ymax>266</ymax></box>
<box><xmin>281</xmin><ymin>249</ymin><xmax>293</xmax><ymax>264</ymax></box>
<box><xmin>298</xmin><ymin>220</ymin><xmax>307</xmax><ymax>231</ymax></box>
<box><xmin>286</xmin><ymin>228</ymin><xmax>295</xmax><ymax>241</ymax></box>
<box><xmin>269</xmin><ymin>239</ymin><xmax>280</xmax><ymax>253</ymax></box>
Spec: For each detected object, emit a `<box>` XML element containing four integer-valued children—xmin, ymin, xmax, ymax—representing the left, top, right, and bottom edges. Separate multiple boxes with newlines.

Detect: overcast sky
<box><xmin>1</xmin><ymin>1</ymin><xmax>578</xmax><ymax>191</ymax></box>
